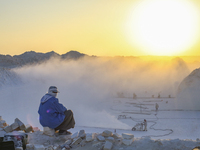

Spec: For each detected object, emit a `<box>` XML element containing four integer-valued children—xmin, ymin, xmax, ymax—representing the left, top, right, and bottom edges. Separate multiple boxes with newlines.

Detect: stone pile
<box><xmin>27</xmin><ymin>129</ymin><xmax>134</xmax><ymax>150</ymax></box>
<box><xmin>0</xmin><ymin>116</ymin><xmax>35</xmax><ymax>134</ymax></box>
<box><xmin>0</xmin><ymin>116</ymin><xmax>135</xmax><ymax>150</ymax></box>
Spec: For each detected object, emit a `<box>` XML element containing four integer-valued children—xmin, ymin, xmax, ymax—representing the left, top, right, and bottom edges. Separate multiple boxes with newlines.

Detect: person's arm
<box><xmin>53</xmin><ymin>98</ymin><xmax>67</xmax><ymax>113</ymax></box>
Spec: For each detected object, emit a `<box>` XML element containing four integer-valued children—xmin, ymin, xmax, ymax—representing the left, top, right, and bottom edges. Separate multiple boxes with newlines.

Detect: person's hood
<box><xmin>41</xmin><ymin>94</ymin><xmax>53</xmax><ymax>104</ymax></box>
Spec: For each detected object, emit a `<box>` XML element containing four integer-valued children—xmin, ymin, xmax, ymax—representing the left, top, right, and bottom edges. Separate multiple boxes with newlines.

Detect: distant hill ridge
<box><xmin>0</xmin><ymin>50</ymin><xmax>87</xmax><ymax>68</ymax></box>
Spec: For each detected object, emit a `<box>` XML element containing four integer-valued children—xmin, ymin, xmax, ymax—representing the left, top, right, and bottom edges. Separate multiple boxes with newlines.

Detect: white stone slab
<box><xmin>122</xmin><ymin>133</ymin><xmax>134</xmax><ymax>139</ymax></box>
<box><xmin>122</xmin><ymin>138</ymin><xmax>134</xmax><ymax>146</ymax></box>
<box><xmin>97</xmin><ymin>135</ymin><xmax>105</xmax><ymax>141</ymax></box>
<box><xmin>34</xmin><ymin>144</ymin><xmax>45</xmax><ymax>150</ymax></box>
<box><xmin>102</xmin><ymin>130</ymin><xmax>113</xmax><ymax>137</ymax></box>
<box><xmin>104</xmin><ymin>141</ymin><xmax>113</xmax><ymax>150</ymax></box>
<box><xmin>86</xmin><ymin>133</ymin><xmax>95</xmax><ymax>142</ymax></box>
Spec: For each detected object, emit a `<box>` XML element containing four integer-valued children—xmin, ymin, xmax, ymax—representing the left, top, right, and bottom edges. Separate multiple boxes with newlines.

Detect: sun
<box><xmin>126</xmin><ymin>0</ymin><xmax>199</xmax><ymax>56</ymax></box>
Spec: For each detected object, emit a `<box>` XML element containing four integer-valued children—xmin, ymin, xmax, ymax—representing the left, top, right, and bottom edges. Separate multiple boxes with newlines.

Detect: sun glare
<box><xmin>126</xmin><ymin>0</ymin><xmax>199</xmax><ymax>56</ymax></box>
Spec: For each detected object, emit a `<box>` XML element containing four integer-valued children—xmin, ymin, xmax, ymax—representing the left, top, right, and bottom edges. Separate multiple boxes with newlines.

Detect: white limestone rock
<box><xmin>92</xmin><ymin>142</ymin><xmax>104</xmax><ymax>149</ymax></box>
<box><xmin>104</xmin><ymin>141</ymin><xmax>113</xmax><ymax>150</ymax></box>
<box><xmin>63</xmin><ymin>139</ymin><xmax>72</xmax><ymax>145</ymax></box>
<box><xmin>0</xmin><ymin>120</ymin><xmax>7</xmax><ymax>128</ymax></box>
<box><xmin>25</xmin><ymin>124</ymin><xmax>33</xmax><ymax>133</ymax></box>
<box><xmin>71</xmin><ymin>131</ymin><xmax>79</xmax><ymax>139</ymax></box>
<box><xmin>106</xmin><ymin>137</ymin><xmax>115</xmax><ymax>143</ymax></box>
<box><xmin>15</xmin><ymin>118</ymin><xmax>26</xmax><ymax>130</ymax></box>
<box><xmin>122</xmin><ymin>133</ymin><xmax>134</xmax><ymax>139</ymax></box>
<box><xmin>80</xmin><ymin>139</ymin><xmax>86</xmax><ymax>147</ymax></box>
<box><xmin>102</xmin><ymin>130</ymin><xmax>113</xmax><ymax>137</ymax></box>
<box><xmin>113</xmin><ymin>133</ymin><xmax>122</xmax><ymax>139</ymax></box>
<box><xmin>34</xmin><ymin>144</ymin><xmax>45</xmax><ymax>150</ymax></box>
<box><xmin>26</xmin><ymin>144</ymin><xmax>34</xmax><ymax>150</ymax></box>
<box><xmin>33</xmin><ymin>127</ymin><xmax>40</xmax><ymax>132</ymax></box>
<box><xmin>11</xmin><ymin>121</ymin><xmax>19</xmax><ymax>130</ymax></box>
<box><xmin>3</xmin><ymin>125</ymin><xmax>12</xmax><ymax>133</ymax></box>
<box><xmin>53</xmin><ymin>145</ymin><xmax>60</xmax><ymax>150</ymax></box>
<box><xmin>86</xmin><ymin>133</ymin><xmax>95</xmax><ymax>142</ymax></box>
<box><xmin>71</xmin><ymin>137</ymin><xmax>82</xmax><ymax>145</ymax></box>
<box><xmin>122</xmin><ymin>138</ymin><xmax>134</xmax><ymax>146</ymax></box>
<box><xmin>43</xmin><ymin>127</ymin><xmax>55</xmax><ymax>136</ymax></box>
<box><xmin>78</xmin><ymin>130</ymin><xmax>86</xmax><ymax>138</ymax></box>
<box><xmin>97</xmin><ymin>135</ymin><xmax>105</xmax><ymax>142</ymax></box>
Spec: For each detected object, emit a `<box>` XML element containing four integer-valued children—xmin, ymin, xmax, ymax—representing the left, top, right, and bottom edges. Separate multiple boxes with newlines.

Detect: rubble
<box><xmin>71</xmin><ymin>132</ymin><xmax>79</xmax><ymax>139</ymax></box>
<box><xmin>104</xmin><ymin>141</ymin><xmax>113</xmax><ymax>150</ymax></box>
<box><xmin>86</xmin><ymin>133</ymin><xmax>95</xmax><ymax>142</ymax></box>
<box><xmin>34</xmin><ymin>144</ymin><xmax>45</xmax><ymax>150</ymax></box>
<box><xmin>25</xmin><ymin>124</ymin><xmax>34</xmax><ymax>133</ymax></box>
<box><xmin>106</xmin><ymin>137</ymin><xmax>115</xmax><ymax>143</ymax></box>
<box><xmin>0</xmin><ymin>117</ymin><xmax>134</xmax><ymax>150</ymax></box>
<box><xmin>122</xmin><ymin>133</ymin><xmax>134</xmax><ymax>139</ymax></box>
<box><xmin>1</xmin><ymin>116</ymin><xmax>198</xmax><ymax>150</ymax></box>
<box><xmin>102</xmin><ymin>130</ymin><xmax>113</xmax><ymax>137</ymax></box>
<box><xmin>15</xmin><ymin>118</ymin><xmax>26</xmax><ymax>130</ymax></box>
<box><xmin>78</xmin><ymin>129</ymin><xmax>86</xmax><ymax>138</ymax></box>
<box><xmin>97</xmin><ymin>135</ymin><xmax>105</xmax><ymax>142</ymax></box>
<box><xmin>3</xmin><ymin>125</ymin><xmax>12</xmax><ymax>133</ymax></box>
<box><xmin>11</xmin><ymin>121</ymin><xmax>19</xmax><ymax>130</ymax></box>
<box><xmin>43</xmin><ymin>127</ymin><xmax>55</xmax><ymax>136</ymax></box>
<box><xmin>0</xmin><ymin>120</ymin><xmax>7</xmax><ymax>128</ymax></box>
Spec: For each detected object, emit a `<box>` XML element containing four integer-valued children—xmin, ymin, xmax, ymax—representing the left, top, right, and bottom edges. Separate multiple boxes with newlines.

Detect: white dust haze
<box><xmin>0</xmin><ymin>56</ymin><xmax>197</xmax><ymax>129</ymax></box>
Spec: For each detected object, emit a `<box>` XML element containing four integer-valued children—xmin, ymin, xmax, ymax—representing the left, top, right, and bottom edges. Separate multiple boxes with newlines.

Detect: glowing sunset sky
<box><xmin>0</xmin><ymin>0</ymin><xmax>200</xmax><ymax>56</ymax></box>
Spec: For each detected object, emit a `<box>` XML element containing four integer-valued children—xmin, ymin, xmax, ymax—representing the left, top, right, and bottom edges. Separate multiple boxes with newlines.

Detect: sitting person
<box><xmin>38</xmin><ymin>86</ymin><xmax>75</xmax><ymax>135</ymax></box>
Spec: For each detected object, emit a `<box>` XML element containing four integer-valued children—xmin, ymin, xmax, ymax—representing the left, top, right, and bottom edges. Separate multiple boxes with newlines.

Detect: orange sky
<box><xmin>0</xmin><ymin>0</ymin><xmax>200</xmax><ymax>56</ymax></box>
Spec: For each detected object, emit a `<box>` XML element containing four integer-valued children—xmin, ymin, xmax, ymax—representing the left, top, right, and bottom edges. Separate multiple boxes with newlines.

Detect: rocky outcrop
<box><xmin>176</xmin><ymin>67</ymin><xmax>200</xmax><ymax>110</ymax></box>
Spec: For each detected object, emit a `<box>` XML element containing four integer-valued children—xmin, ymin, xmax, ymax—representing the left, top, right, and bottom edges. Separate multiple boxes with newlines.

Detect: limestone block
<box><xmin>86</xmin><ymin>133</ymin><xmax>95</xmax><ymax>142</ymax></box>
<box><xmin>43</xmin><ymin>127</ymin><xmax>54</xmax><ymax>136</ymax></box>
<box><xmin>92</xmin><ymin>142</ymin><xmax>104</xmax><ymax>149</ymax></box>
<box><xmin>64</xmin><ymin>139</ymin><xmax>72</xmax><ymax>145</ymax></box>
<box><xmin>53</xmin><ymin>145</ymin><xmax>60</xmax><ymax>150</ymax></box>
<box><xmin>80</xmin><ymin>139</ymin><xmax>86</xmax><ymax>147</ymax></box>
<box><xmin>34</xmin><ymin>144</ymin><xmax>45</xmax><ymax>150</ymax></box>
<box><xmin>122</xmin><ymin>133</ymin><xmax>134</xmax><ymax>139</ymax></box>
<box><xmin>0</xmin><ymin>120</ymin><xmax>7</xmax><ymax>128</ymax></box>
<box><xmin>3</xmin><ymin>125</ymin><xmax>12</xmax><ymax>133</ymax></box>
<box><xmin>104</xmin><ymin>141</ymin><xmax>113</xmax><ymax>150</ymax></box>
<box><xmin>15</xmin><ymin>118</ymin><xmax>26</xmax><ymax>130</ymax></box>
<box><xmin>32</xmin><ymin>127</ymin><xmax>40</xmax><ymax>132</ymax></box>
<box><xmin>71</xmin><ymin>137</ymin><xmax>82</xmax><ymax>145</ymax></box>
<box><xmin>26</xmin><ymin>144</ymin><xmax>34</xmax><ymax>150</ymax></box>
<box><xmin>113</xmin><ymin>133</ymin><xmax>122</xmax><ymax>139</ymax></box>
<box><xmin>122</xmin><ymin>138</ymin><xmax>134</xmax><ymax>146</ymax></box>
<box><xmin>102</xmin><ymin>130</ymin><xmax>113</xmax><ymax>137</ymax></box>
<box><xmin>78</xmin><ymin>130</ymin><xmax>86</xmax><ymax>138</ymax></box>
<box><xmin>97</xmin><ymin>135</ymin><xmax>105</xmax><ymax>142</ymax></box>
<box><xmin>25</xmin><ymin>124</ymin><xmax>33</xmax><ymax>133</ymax></box>
<box><xmin>15</xmin><ymin>147</ymin><xmax>23</xmax><ymax>150</ymax></box>
<box><xmin>11</xmin><ymin>121</ymin><xmax>20</xmax><ymax>130</ymax></box>
<box><xmin>106</xmin><ymin>137</ymin><xmax>115</xmax><ymax>143</ymax></box>
<box><xmin>71</xmin><ymin>131</ymin><xmax>79</xmax><ymax>139</ymax></box>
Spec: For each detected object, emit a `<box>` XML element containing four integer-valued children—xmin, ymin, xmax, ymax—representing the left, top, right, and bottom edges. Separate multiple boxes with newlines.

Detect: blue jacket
<box><xmin>38</xmin><ymin>94</ymin><xmax>67</xmax><ymax>129</ymax></box>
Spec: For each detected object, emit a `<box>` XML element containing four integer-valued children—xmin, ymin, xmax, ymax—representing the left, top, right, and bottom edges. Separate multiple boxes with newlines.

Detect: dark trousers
<box><xmin>55</xmin><ymin>110</ymin><xmax>75</xmax><ymax>131</ymax></box>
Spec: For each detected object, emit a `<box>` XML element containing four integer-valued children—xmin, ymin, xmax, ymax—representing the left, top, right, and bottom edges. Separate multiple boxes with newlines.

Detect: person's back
<box><xmin>38</xmin><ymin>86</ymin><xmax>75</xmax><ymax>135</ymax></box>
<box><xmin>38</xmin><ymin>94</ymin><xmax>66</xmax><ymax>129</ymax></box>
